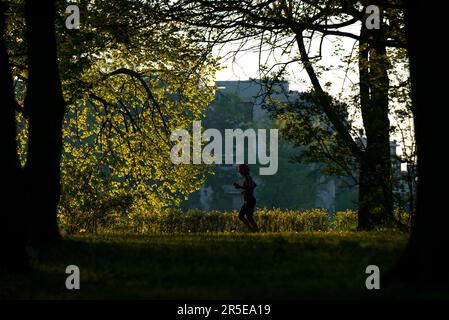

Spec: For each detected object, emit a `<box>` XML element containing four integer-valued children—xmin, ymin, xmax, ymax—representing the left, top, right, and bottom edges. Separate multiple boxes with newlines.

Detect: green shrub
<box><xmin>335</xmin><ymin>210</ymin><xmax>358</xmax><ymax>231</ymax></box>
<box><xmin>394</xmin><ymin>209</ymin><xmax>412</xmax><ymax>230</ymax></box>
<box><xmin>89</xmin><ymin>208</ymin><xmax>330</xmax><ymax>234</ymax></box>
<box><xmin>59</xmin><ymin>204</ymin><xmax>413</xmax><ymax>234</ymax></box>
<box><xmin>58</xmin><ymin>194</ymin><xmax>132</xmax><ymax>234</ymax></box>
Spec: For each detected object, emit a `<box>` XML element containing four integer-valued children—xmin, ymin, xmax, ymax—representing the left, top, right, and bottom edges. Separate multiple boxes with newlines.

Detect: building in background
<box><xmin>182</xmin><ymin>80</ymin><xmax>410</xmax><ymax>213</ymax></box>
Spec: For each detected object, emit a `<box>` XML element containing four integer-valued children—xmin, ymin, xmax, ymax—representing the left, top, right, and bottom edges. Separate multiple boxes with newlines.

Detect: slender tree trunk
<box><xmin>296</xmin><ymin>22</ymin><xmax>393</xmax><ymax>230</ymax></box>
<box><xmin>23</xmin><ymin>0</ymin><xmax>65</xmax><ymax>243</ymax></box>
<box><xmin>0</xmin><ymin>1</ymin><xmax>29</xmax><ymax>271</ymax></box>
<box><xmin>357</xmin><ymin>18</ymin><xmax>393</xmax><ymax>230</ymax></box>
<box><xmin>392</xmin><ymin>0</ymin><xmax>449</xmax><ymax>289</ymax></box>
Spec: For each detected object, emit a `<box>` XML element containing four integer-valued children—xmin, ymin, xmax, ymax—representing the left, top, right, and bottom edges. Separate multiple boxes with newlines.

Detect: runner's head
<box><xmin>238</xmin><ymin>164</ymin><xmax>250</xmax><ymax>176</ymax></box>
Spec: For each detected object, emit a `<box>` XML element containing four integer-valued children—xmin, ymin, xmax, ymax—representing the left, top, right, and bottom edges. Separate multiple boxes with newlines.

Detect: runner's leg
<box><xmin>239</xmin><ymin>203</ymin><xmax>253</xmax><ymax>230</ymax></box>
<box><xmin>246</xmin><ymin>200</ymin><xmax>259</xmax><ymax>231</ymax></box>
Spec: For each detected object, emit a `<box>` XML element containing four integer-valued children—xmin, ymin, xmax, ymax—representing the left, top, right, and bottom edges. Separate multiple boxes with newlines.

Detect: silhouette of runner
<box><xmin>233</xmin><ymin>164</ymin><xmax>259</xmax><ymax>231</ymax></box>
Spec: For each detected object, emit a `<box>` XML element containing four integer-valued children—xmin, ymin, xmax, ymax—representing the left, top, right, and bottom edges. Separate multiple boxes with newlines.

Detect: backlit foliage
<box><xmin>10</xmin><ymin>0</ymin><xmax>219</xmax><ymax>219</ymax></box>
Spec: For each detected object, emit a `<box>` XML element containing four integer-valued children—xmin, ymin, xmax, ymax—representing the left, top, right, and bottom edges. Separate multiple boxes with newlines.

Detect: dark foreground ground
<box><xmin>1</xmin><ymin>232</ymin><xmax>445</xmax><ymax>299</ymax></box>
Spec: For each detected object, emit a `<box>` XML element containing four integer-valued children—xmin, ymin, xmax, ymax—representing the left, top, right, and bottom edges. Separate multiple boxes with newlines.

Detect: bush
<box><xmin>334</xmin><ymin>210</ymin><xmax>358</xmax><ymax>231</ymax></box>
<box><xmin>394</xmin><ymin>209</ymin><xmax>412</xmax><ymax>230</ymax></box>
<box><xmin>72</xmin><ymin>208</ymin><xmax>330</xmax><ymax>234</ymax></box>
<box><xmin>58</xmin><ymin>194</ymin><xmax>132</xmax><ymax>234</ymax></box>
<box><xmin>59</xmin><ymin>205</ymin><xmax>413</xmax><ymax>234</ymax></box>
<box><xmin>332</xmin><ymin>209</ymin><xmax>412</xmax><ymax>232</ymax></box>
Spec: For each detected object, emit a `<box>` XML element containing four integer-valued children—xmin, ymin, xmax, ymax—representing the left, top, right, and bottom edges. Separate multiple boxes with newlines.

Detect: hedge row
<box><xmin>61</xmin><ymin>208</ymin><xmax>411</xmax><ymax>234</ymax></box>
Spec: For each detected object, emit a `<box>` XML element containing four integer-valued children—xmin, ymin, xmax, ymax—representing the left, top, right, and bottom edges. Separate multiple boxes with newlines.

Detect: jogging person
<box><xmin>233</xmin><ymin>164</ymin><xmax>259</xmax><ymax>231</ymax></box>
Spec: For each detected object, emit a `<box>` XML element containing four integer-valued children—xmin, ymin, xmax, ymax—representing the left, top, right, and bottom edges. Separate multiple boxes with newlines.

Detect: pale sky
<box><xmin>214</xmin><ymin>24</ymin><xmax>361</xmax><ymax>97</ymax></box>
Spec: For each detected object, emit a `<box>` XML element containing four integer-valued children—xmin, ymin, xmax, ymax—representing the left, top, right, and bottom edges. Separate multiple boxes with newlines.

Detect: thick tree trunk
<box><xmin>23</xmin><ymin>0</ymin><xmax>65</xmax><ymax>243</ymax></box>
<box><xmin>357</xmin><ymin>21</ymin><xmax>393</xmax><ymax>230</ymax></box>
<box><xmin>392</xmin><ymin>1</ymin><xmax>449</xmax><ymax>289</ymax></box>
<box><xmin>0</xmin><ymin>1</ymin><xmax>29</xmax><ymax>271</ymax></box>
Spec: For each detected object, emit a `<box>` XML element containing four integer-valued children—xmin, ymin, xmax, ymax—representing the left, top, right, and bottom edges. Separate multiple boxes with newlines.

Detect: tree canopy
<box><xmin>8</xmin><ymin>0</ymin><xmax>219</xmax><ymax>225</ymax></box>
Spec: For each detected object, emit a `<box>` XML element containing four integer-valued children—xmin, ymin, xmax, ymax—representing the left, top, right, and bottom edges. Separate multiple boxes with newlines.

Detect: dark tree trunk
<box><xmin>357</xmin><ymin>18</ymin><xmax>393</xmax><ymax>230</ymax></box>
<box><xmin>392</xmin><ymin>0</ymin><xmax>449</xmax><ymax>289</ymax></box>
<box><xmin>0</xmin><ymin>1</ymin><xmax>29</xmax><ymax>271</ymax></box>
<box><xmin>23</xmin><ymin>0</ymin><xmax>65</xmax><ymax>243</ymax></box>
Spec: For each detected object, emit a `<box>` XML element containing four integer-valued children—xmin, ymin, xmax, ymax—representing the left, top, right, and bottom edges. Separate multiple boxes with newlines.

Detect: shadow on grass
<box><xmin>1</xmin><ymin>232</ymin><xmax>440</xmax><ymax>299</ymax></box>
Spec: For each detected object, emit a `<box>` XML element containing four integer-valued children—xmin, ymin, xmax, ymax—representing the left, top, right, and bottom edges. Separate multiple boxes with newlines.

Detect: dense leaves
<box><xmin>10</xmin><ymin>0</ymin><xmax>219</xmax><ymax>219</ymax></box>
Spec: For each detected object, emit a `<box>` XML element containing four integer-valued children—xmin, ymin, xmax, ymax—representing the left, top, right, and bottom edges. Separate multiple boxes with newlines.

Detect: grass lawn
<box><xmin>1</xmin><ymin>231</ymin><xmax>439</xmax><ymax>299</ymax></box>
